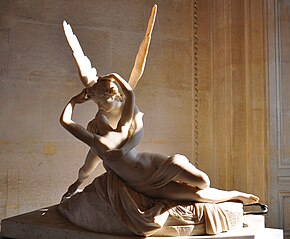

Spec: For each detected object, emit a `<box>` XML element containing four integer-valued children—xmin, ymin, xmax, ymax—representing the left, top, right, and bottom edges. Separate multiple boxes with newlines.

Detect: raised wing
<box><xmin>63</xmin><ymin>21</ymin><xmax>98</xmax><ymax>88</ymax></box>
<box><xmin>128</xmin><ymin>4</ymin><xmax>157</xmax><ymax>89</ymax></box>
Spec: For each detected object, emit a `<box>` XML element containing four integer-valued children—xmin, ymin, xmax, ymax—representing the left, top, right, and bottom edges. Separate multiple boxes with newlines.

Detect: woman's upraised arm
<box><xmin>105</xmin><ymin>73</ymin><xmax>135</xmax><ymax>132</ymax></box>
<box><xmin>60</xmin><ymin>90</ymin><xmax>96</xmax><ymax>148</ymax></box>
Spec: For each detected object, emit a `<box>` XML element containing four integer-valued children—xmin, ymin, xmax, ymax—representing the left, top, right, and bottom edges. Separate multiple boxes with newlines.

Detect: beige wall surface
<box><xmin>0</xmin><ymin>0</ymin><xmax>193</xmax><ymax>220</ymax></box>
<box><xmin>197</xmin><ymin>0</ymin><xmax>268</xmax><ymax>203</ymax></box>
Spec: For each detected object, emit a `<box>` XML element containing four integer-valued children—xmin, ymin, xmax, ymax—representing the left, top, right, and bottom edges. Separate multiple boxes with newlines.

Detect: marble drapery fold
<box><xmin>59</xmin><ymin>170</ymin><xmax>239</xmax><ymax>237</ymax></box>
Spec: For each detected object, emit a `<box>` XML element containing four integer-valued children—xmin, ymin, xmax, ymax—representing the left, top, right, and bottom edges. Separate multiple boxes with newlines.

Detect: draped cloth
<box><xmin>128</xmin><ymin>154</ymin><xmax>190</xmax><ymax>192</ymax></box>
<box><xmin>58</xmin><ymin>169</ymin><xmax>241</xmax><ymax>237</ymax></box>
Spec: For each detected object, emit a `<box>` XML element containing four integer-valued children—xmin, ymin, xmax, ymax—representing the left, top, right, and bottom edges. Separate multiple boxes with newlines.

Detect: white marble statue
<box><xmin>61</xmin><ymin>5</ymin><xmax>157</xmax><ymax>200</ymax></box>
<box><xmin>60</xmin><ymin>73</ymin><xmax>259</xmax><ymax>204</ymax></box>
<box><xmin>59</xmin><ymin>5</ymin><xmax>260</xmax><ymax>237</ymax></box>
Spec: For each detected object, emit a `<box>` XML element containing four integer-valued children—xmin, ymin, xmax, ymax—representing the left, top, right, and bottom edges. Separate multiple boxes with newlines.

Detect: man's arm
<box><xmin>104</xmin><ymin>73</ymin><xmax>135</xmax><ymax>132</ymax></box>
<box><xmin>120</xmin><ymin>111</ymin><xmax>144</xmax><ymax>155</ymax></box>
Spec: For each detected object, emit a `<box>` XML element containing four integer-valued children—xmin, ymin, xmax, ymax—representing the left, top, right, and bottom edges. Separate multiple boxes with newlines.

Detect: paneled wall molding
<box><xmin>277</xmin><ymin>0</ymin><xmax>290</xmax><ymax>170</ymax></box>
<box><xmin>267</xmin><ymin>0</ymin><xmax>290</xmax><ymax>235</ymax></box>
<box><xmin>278</xmin><ymin>192</ymin><xmax>290</xmax><ymax>231</ymax></box>
<box><xmin>198</xmin><ymin>0</ymin><xmax>267</xmax><ymax>203</ymax></box>
<box><xmin>193</xmin><ymin>0</ymin><xmax>199</xmax><ymax>164</ymax></box>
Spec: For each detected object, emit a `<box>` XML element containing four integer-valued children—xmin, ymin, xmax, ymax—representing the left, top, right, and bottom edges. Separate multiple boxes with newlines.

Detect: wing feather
<box><xmin>128</xmin><ymin>5</ymin><xmax>157</xmax><ymax>89</ymax></box>
<box><xmin>63</xmin><ymin>21</ymin><xmax>98</xmax><ymax>88</ymax></box>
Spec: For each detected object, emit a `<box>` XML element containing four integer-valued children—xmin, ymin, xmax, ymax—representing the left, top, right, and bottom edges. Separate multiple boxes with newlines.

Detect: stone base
<box><xmin>0</xmin><ymin>205</ymin><xmax>283</xmax><ymax>239</ymax></box>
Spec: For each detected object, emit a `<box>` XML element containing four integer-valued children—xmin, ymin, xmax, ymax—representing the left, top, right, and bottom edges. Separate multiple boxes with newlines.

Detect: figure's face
<box><xmin>96</xmin><ymin>96</ymin><xmax>116</xmax><ymax>112</ymax></box>
<box><xmin>87</xmin><ymin>80</ymin><xmax>119</xmax><ymax>112</ymax></box>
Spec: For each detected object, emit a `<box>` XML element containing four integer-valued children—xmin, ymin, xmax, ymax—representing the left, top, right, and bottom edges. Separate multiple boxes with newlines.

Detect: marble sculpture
<box><xmin>58</xmin><ymin>5</ymin><xmax>260</xmax><ymax>237</ymax></box>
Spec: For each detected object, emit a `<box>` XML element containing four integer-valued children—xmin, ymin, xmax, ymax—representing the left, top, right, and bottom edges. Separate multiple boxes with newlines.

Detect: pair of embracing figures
<box><xmin>60</xmin><ymin>5</ymin><xmax>259</xmax><ymax>209</ymax></box>
<box><xmin>60</xmin><ymin>72</ymin><xmax>258</xmax><ymax>206</ymax></box>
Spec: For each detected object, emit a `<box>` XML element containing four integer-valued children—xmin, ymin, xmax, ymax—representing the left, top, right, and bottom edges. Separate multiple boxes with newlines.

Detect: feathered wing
<box><xmin>128</xmin><ymin>4</ymin><xmax>157</xmax><ymax>89</ymax></box>
<box><xmin>63</xmin><ymin>21</ymin><xmax>98</xmax><ymax>88</ymax></box>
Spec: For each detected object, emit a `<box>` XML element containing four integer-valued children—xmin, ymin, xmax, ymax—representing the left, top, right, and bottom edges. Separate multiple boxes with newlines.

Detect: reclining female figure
<box><xmin>60</xmin><ymin>73</ymin><xmax>259</xmax><ymax>204</ymax></box>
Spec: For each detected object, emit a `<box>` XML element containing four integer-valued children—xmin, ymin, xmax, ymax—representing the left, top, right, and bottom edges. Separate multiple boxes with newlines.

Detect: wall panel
<box><xmin>198</xmin><ymin>0</ymin><xmax>267</xmax><ymax>202</ymax></box>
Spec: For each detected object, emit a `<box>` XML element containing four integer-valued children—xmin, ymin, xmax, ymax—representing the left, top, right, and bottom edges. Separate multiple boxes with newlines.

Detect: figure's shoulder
<box><xmin>133</xmin><ymin>105</ymin><xmax>143</xmax><ymax>114</ymax></box>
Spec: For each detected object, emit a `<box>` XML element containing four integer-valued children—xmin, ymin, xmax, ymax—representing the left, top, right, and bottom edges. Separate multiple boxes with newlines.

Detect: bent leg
<box><xmin>62</xmin><ymin>148</ymin><xmax>101</xmax><ymax>200</ymax></box>
<box><xmin>171</xmin><ymin>154</ymin><xmax>210</xmax><ymax>189</ymax></box>
<box><xmin>144</xmin><ymin>181</ymin><xmax>259</xmax><ymax>204</ymax></box>
<box><xmin>195</xmin><ymin>187</ymin><xmax>259</xmax><ymax>204</ymax></box>
<box><xmin>144</xmin><ymin>181</ymin><xmax>199</xmax><ymax>201</ymax></box>
<box><xmin>77</xmin><ymin>149</ymin><xmax>101</xmax><ymax>182</ymax></box>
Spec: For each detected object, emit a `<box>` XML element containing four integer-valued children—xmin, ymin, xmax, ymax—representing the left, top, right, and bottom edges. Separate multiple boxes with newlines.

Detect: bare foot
<box><xmin>235</xmin><ymin>191</ymin><xmax>259</xmax><ymax>204</ymax></box>
<box><xmin>61</xmin><ymin>181</ymin><xmax>82</xmax><ymax>202</ymax></box>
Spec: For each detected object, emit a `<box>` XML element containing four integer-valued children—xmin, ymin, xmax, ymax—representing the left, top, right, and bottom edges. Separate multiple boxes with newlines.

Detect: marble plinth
<box><xmin>0</xmin><ymin>205</ymin><xmax>283</xmax><ymax>239</ymax></box>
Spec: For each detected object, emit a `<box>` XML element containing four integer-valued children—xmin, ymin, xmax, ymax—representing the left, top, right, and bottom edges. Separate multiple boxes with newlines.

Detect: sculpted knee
<box><xmin>200</xmin><ymin>173</ymin><xmax>210</xmax><ymax>189</ymax></box>
<box><xmin>78</xmin><ymin>167</ymin><xmax>90</xmax><ymax>179</ymax></box>
<box><xmin>172</xmin><ymin>154</ymin><xmax>189</xmax><ymax>163</ymax></box>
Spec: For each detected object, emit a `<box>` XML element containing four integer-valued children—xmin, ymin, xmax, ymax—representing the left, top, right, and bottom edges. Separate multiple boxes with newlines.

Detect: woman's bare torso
<box><xmin>95</xmin><ymin>144</ymin><xmax>169</xmax><ymax>184</ymax></box>
<box><xmin>89</xmin><ymin>105</ymin><xmax>170</xmax><ymax>184</ymax></box>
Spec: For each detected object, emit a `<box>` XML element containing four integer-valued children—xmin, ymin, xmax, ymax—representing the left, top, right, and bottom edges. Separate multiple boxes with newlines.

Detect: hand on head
<box><xmin>72</xmin><ymin>89</ymin><xmax>90</xmax><ymax>104</ymax></box>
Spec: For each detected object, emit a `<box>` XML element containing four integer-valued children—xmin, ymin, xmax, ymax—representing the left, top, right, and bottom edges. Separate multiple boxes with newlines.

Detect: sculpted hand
<box><xmin>72</xmin><ymin>89</ymin><xmax>89</xmax><ymax>104</ymax></box>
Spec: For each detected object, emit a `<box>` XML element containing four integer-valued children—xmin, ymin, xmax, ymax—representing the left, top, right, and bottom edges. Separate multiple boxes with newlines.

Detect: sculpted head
<box><xmin>86</xmin><ymin>76</ymin><xmax>124</xmax><ymax>112</ymax></box>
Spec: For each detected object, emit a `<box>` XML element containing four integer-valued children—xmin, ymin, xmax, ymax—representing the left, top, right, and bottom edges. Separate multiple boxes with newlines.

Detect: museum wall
<box><xmin>0</xmin><ymin>0</ymin><xmax>193</xmax><ymax>220</ymax></box>
<box><xmin>197</xmin><ymin>0</ymin><xmax>268</xmax><ymax>203</ymax></box>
